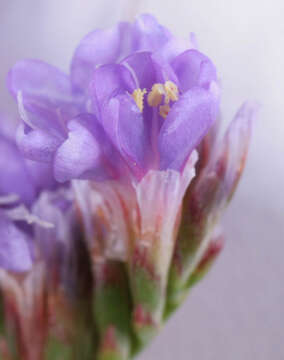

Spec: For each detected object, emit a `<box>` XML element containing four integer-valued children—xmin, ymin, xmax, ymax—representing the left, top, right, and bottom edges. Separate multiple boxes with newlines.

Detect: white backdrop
<box><xmin>0</xmin><ymin>1</ymin><xmax>283</xmax><ymax>359</ymax></box>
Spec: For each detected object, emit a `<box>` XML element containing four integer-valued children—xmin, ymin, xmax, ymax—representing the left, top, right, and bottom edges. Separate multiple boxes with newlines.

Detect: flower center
<box><xmin>148</xmin><ymin>81</ymin><xmax>179</xmax><ymax>118</ymax></box>
<box><xmin>131</xmin><ymin>81</ymin><xmax>179</xmax><ymax>119</ymax></box>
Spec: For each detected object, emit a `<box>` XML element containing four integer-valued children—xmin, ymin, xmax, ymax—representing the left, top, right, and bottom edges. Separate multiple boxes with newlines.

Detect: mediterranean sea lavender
<box><xmin>0</xmin><ymin>14</ymin><xmax>257</xmax><ymax>360</ymax></box>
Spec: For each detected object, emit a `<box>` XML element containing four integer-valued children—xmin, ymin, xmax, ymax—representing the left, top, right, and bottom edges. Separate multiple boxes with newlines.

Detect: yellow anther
<box><xmin>159</xmin><ymin>104</ymin><xmax>171</xmax><ymax>119</ymax></box>
<box><xmin>147</xmin><ymin>83</ymin><xmax>165</xmax><ymax>107</ymax></box>
<box><xmin>164</xmin><ymin>81</ymin><xmax>179</xmax><ymax>104</ymax></box>
<box><xmin>145</xmin><ymin>81</ymin><xmax>179</xmax><ymax>118</ymax></box>
<box><xmin>132</xmin><ymin>88</ymin><xmax>147</xmax><ymax>112</ymax></box>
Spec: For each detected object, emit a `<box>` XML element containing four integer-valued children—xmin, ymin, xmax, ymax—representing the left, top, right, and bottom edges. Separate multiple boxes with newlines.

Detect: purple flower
<box><xmin>8</xmin><ymin>14</ymin><xmax>219</xmax><ymax>183</ymax></box>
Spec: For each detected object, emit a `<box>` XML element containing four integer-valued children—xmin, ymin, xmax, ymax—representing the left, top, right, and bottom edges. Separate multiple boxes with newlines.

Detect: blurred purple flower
<box><xmin>0</xmin><ymin>114</ymin><xmax>85</xmax><ymax>358</ymax></box>
<box><xmin>0</xmin><ymin>114</ymin><xmax>60</xmax><ymax>273</ymax></box>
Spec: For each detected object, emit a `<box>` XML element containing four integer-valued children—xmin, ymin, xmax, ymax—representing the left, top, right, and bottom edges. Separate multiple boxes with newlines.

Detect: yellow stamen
<box><xmin>159</xmin><ymin>104</ymin><xmax>171</xmax><ymax>119</ymax></box>
<box><xmin>147</xmin><ymin>83</ymin><xmax>165</xmax><ymax>107</ymax></box>
<box><xmin>164</xmin><ymin>80</ymin><xmax>179</xmax><ymax>104</ymax></box>
<box><xmin>133</xmin><ymin>81</ymin><xmax>179</xmax><ymax>119</ymax></box>
<box><xmin>132</xmin><ymin>88</ymin><xmax>147</xmax><ymax>112</ymax></box>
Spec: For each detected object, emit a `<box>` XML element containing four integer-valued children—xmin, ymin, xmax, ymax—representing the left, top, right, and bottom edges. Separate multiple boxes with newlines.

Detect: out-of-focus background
<box><xmin>0</xmin><ymin>1</ymin><xmax>283</xmax><ymax>359</ymax></box>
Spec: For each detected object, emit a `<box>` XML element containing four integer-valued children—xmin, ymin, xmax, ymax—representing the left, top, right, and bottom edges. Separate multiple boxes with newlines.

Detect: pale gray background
<box><xmin>0</xmin><ymin>1</ymin><xmax>283</xmax><ymax>359</ymax></box>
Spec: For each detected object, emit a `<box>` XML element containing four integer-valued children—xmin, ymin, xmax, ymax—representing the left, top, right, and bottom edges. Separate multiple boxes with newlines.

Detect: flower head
<box><xmin>3</xmin><ymin>14</ymin><xmax>258</xmax><ymax>359</ymax></box>
<box><xmin>8</xmin><ymin>14</ymin><xmax>219</xmax><ymax>184</ymax></box>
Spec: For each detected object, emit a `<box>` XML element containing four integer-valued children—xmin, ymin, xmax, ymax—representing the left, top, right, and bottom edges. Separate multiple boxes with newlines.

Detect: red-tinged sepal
<box><xmin>215</xmin><ymin>101</ymin><xmax>258</xmax><ymax>206</ymax></box>
<box><xmin>167</xmin><ymin>102</ymin><xmax>257</xmax><ymax>312</ymax></box>
<box><xmin>0</xmin><ymin>263</ymin><xmax>48</xmax><ymax>360</ymax></box>
<box><xmin>188</xmin><ymin>229</ymin><xmax>224</xmax><ymax>287</ymax></box>
<box><xmin>166</xmin><ymin>229</ymin><xmax>224</xmax><ymax>317</ymax></box>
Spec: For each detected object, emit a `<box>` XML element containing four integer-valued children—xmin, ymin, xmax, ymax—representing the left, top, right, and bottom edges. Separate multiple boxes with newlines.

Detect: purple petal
<box><xmin>71</xmin><ymin>22</ymin><xmax>131</xmax><ymax>93</ymax></box>
<box><xmin>8</xmin><ymin>60</ymin><xmax>72</xmax><ymax>103</ymax></box>
<box><xmin>132</xmin><ymin>14</ymin><xmax>172</xmax><ymax>53</ymax></box>
<box><xmin>54</xmin><ymin>114</ymin><xmax>122</xmax><ymax>182</ymax></box>
<box><xmin>89</xmin><ymin>63</ymin><xmax>136</xmax><ymax>117</ymax></box>
<box><xmin>25</xmin><ymin>160</ymin><xmax>58</xmax><ymax>192</ymax></box>
<box><xmin>171</xmin><ymin>49</ymin><xmax>217</xmax><ymax>92</ymax></box>
<box><xmin>17</xmin><ymin>123</ymin><xmax>63</xmax><ymax>163</ymax></box>
<box><xmin>158</xmin><ymin>85</ymin><xmax>219</xmax><ymax>171</ymax></box>
<box><xmin>0</xmin><ymin>212</ymin><xmax>33</xmax><ymax>272</ymax></box>
<box><xmin>32</xmin><ymin>189</ymin><xmax>74</xmax><ymax>266</ymax></box>
<box><xmin>122</xmin><ymin>51</ymin><xmax>178</xmax><ymax>90</ymax></box>
<box><xmin>8</xmin><ymin>60</ymin><xmax>78</xmax><ymax>134</ymax></box>
<box><xmin>103</xmin><ymin>94</ymin><xmax>150</xmax><ymax>177</ymax></box>
<box><xmin>0</xmin><ymin>134</ymin><xmax>36</xmax><ymax>206</ymax></box>
<box><xmin>122</xmin><ymin>52</ymin><xmax>157</xmax><ymax>90</ymax></box>
<box><xmin>0</xmin><ymin>113</ymin><xmax>19</xmax><ymax>141</ymax></box>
